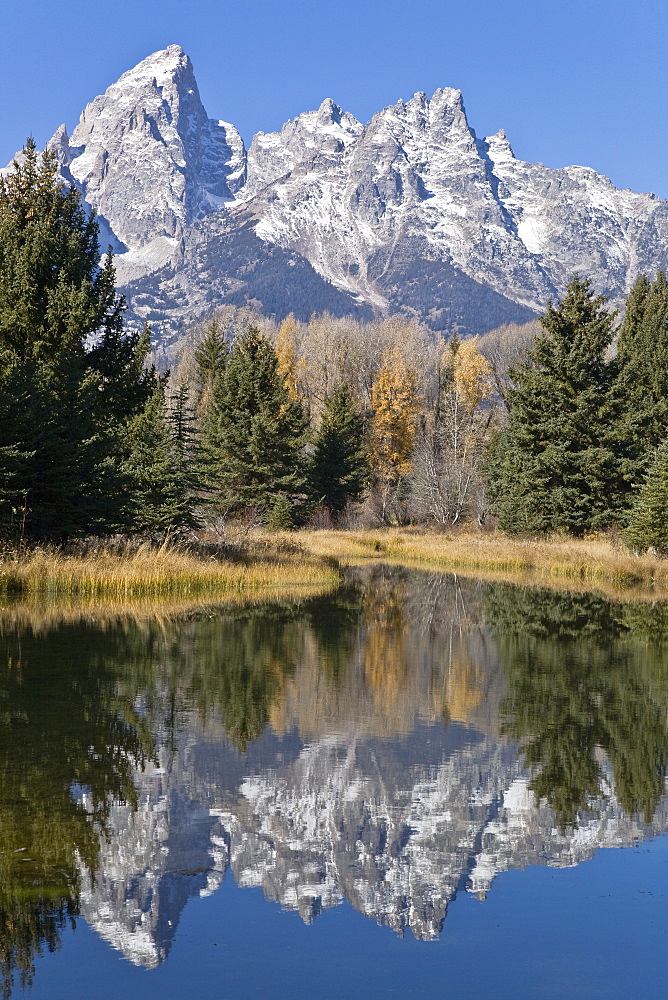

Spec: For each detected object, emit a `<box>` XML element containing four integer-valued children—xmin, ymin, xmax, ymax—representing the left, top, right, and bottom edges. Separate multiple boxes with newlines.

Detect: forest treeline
<box><xmin>2</xmin><ymin>141</ymin><xmax>668</xmax><ymax>550</ymax></box>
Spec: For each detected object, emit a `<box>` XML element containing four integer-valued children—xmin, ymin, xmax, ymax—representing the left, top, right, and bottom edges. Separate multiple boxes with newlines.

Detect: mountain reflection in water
<box><xmin>2</xmin><ymin>568</ymin><xmax>668</xmax><ymax>993</ymax></box>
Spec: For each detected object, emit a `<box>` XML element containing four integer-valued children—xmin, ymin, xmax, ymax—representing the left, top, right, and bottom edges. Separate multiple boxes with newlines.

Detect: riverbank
<box><xmin>291</xmin><ymin>528</ymin><xmax>668</xmax><ymax>598</ymax></box>
<box><xmin>2</xmin><ymin>528</ymin><xmax>668</xmax><ymax>606</ymax></box>
<box><xmin>0</xmin><ymin>537</ymin><xmax>339</xmax><ymax>599</ymax></box>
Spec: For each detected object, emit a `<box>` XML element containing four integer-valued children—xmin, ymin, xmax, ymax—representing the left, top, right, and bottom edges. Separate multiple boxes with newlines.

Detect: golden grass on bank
<box><xmin>291</xmin><ymin>528</ymin><xmax>668</xmax><ymax>599</ymax></box>
<box><xmin>4</xmin><ymin>527</ymin><xmax>667</xmax><ymax>611</ymax></box>
<box><xmin>0</xmin><ymin>540</ymin><xmax>339</xmax><ymax>600</ymax></box>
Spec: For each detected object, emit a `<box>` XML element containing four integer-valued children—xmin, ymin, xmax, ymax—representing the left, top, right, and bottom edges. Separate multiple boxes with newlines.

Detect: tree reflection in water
<box><xmin>2</xmin><ymin>574</ymin><xmax>668</xmax><ymax>992</ymax></box>
<box><xmin>487</xmin><ymin>584</ymin><xmax>668</xmax><ymax>827</ymax></box>
<box><xmin>0</xmin><ymin>622</ymin><xmax>156</xmax><ymax>996</ymax></box>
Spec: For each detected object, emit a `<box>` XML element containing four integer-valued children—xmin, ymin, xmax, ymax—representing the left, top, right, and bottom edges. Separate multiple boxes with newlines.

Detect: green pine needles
<box><xmin>202</xmin><ymin>325</ymin><xmax>308</xmax><ymax>524</ymax></box>
<box><xmin>487</xmin><ymin>276</ymin><xmax>625</xmax><ymax>535</ymax></box>
<box><xmin>310</xmin><ymin>384</ymin><xmax>369</xmax><ymax>517</ymax></box>
<box><xmin>615</xmin><ymin>270</ymin><xmax>668</xmax><ymax>480</ymax></box>
<box><xmin>0</xmin><ymin>139</ymin><xmax>155</xmax><ymax>541</ymax></box>
<box><xmin>123</xmin><ymin>379</ymin><xmax>203</xmax><ymax>532</ymax></box>
<box><xmin>625</xmin><ymin>440</ymin><xmax>668</xmax><ymax>555</ymax></box>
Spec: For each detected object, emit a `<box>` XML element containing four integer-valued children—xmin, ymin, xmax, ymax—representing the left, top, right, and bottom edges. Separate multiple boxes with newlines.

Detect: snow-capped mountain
<box><xmin>24</xmin><ymin>44</ymin><xmax>668</xmax><ymax>344</ymax></box>
<box><xmin>48</xmin><ymin>45</ymin><xmax>245</xmax><ymax>279</ymax></box>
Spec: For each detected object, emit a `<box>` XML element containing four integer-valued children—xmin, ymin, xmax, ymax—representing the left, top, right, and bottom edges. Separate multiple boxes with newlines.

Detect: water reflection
<box><xmin>2</xmin><ymin>571</ymin><xmax>668</xmax><ymax>991</ymax></box>
<box><xmin>488</xmin><ymin>585</ymin><xmax>668</xmax><ymax>826</ymax></box>
<box><xmin>0</xmin><ymin>622</ymin><xmax>155</xmax><ymax>996</ymax></box>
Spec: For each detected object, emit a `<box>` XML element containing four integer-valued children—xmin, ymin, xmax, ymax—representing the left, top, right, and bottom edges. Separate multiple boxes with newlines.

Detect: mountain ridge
<box><xmin>8</xmin><ymin>44</ymin><xmax>667</xmax><ymax>346</ymax></box>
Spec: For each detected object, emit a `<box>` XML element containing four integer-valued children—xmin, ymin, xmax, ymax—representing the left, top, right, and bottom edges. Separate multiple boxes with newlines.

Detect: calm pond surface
<box><xmin>2</xmin><ymin>567</ymin><xmax>668</xmax><ymax>999</ymax></box>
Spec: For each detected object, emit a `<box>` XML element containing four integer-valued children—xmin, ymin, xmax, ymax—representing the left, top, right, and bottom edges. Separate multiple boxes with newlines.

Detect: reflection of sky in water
<box><xmin>32</xmin><ymin>839</ymin><xmax>668</xmax><ymax>1000</ymax></box>
<box><xmin>4</xmin><ymin>569</ymin><xmax>668</xmax><ymax>998</ymax></box>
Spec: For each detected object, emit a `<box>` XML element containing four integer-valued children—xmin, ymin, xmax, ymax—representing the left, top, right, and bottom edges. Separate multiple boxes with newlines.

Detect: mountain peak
<box><xmin>12</xmin><ymin>46</ymin><xmax>665</xmax><ymax>344</ymax></box>
<box><xmin>484</xmin><ymin>128</ymin><xmax>516</xmax><ymax>161</ymax></box>
<box><xmin>318</xmin><ymin>97</ymin><xmax>338</xmax><ymax>113</ymax></box>
<box><xmin>113</xmin><ymin>44</ymin><xmax>191</xmax><ymax>87</ymax></box>
<box><xmin>430</xmin><ymin>86</ymin><xmax>464</xmax><ymax>105</ymax></box>
<box><xmin>56</xmin><ymin>44</ymin><xmax>243</xmax><ymax>258</ymax></box>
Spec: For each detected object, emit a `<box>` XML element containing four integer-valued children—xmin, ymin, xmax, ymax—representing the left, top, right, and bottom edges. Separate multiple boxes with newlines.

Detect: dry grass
<box><xmin>0</xmin><ymin>538</ymin><xmax>339</xmax><ymax>601</ymax></box>
<box><xmin>3</xmin><ymin>527</ymin><xmax>666</xmax><ymax>615</ymax></box>
<box><xmin>291</xmin><ymin>528</ymin><xmax>668</xmax><ymax>600</ymax></box>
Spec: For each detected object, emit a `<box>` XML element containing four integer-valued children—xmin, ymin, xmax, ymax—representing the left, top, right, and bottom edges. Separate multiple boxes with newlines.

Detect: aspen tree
<box><xmin>275</xmin><ymin>314</ymin><xmax>302</xmax><ymax>401</ymax></box>
<box><xmin>369</xmin><ymin>347</ymin><xmax>420</xmax><ymax>522</ymax></box>
<box><xmin>411</xmin><ymin>336</ymin><xmax>494</xmax><ymax>525</ymax></box>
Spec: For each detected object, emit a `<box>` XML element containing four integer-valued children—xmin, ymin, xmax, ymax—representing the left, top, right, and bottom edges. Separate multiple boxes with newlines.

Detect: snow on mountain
<box><xmin>48</xmin><ymin>45</ymin><xmax>245</xmax><ymax>282</ymax></box>
<box><xmin>17</xmin><ymin>44</ymin><xmax>667</xmax><ymax>343</ymax></box>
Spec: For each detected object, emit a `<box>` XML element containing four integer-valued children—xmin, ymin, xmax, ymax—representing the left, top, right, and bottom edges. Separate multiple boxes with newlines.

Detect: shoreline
<box><xmin>2</xmin><ymin>528</ymin><xmax>668</xmax><ymax>607</ymax></box>
<box><xmin>0</xmin><ymin>539</ymin><xmax>339</xmax><ymax>600</ymax></box>
<box><xmin>290</xmin><ymin>528</ymin><xmax>668</xmax><ymax>601</ymax></box>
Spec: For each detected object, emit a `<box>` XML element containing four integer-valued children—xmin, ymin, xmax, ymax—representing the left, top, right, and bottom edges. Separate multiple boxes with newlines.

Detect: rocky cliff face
<box><xmin>48</xmin><ymin>46</ymin><xmax>245</xmax><ymax>281</ymax></box>
<box><xmin>23</xmin><ymin>44</ymin><xmax>668</xmax><ymax>344</ymax></box>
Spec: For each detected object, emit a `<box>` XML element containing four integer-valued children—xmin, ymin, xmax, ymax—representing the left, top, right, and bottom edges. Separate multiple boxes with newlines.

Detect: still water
<box><xmin>2</xmin><ymin>568</ymin><xmax>668</xmax><ymax>998</ymax></box>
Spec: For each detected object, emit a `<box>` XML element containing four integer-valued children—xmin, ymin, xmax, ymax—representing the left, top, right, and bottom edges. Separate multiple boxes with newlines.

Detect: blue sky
<box><xmin>2</xmin><ymin>0</ymin><xmax>667</xmax><ymax>196</ymax></box>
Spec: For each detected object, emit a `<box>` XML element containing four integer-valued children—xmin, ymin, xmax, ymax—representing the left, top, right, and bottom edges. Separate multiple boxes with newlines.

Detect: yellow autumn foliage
<box><xmin>361</xmin><ymin>581</ymin><xmax>409</xmax><ymax>716</ymax></box>
<box><xmin>448</xmin><ymin>337</ymin><xmax>494</xmax><ymax>413</ymax></box>
<box><xmin>275</xmin><ymin>314</ymin><xmax>303</xmax><ymax>400</ymax></box>
<box><xmin>370</xmin><ymin>347</ymin><xmax>420</xmax><ymax>480</ymax></box>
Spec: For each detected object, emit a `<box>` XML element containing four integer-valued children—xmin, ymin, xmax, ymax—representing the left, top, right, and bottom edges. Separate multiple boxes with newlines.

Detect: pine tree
<box><xmin>168</xmin><ymin>377</ymin><xmax>207</xmax><ymax>516</ymax></box>
<box><xmin>194</xmin><ymin>318</ymin><xmax>228</xmax><ymax>412</ymax></box>
<box><xmin>624</xmin><ymin>440</ymin><xmax>668</xmax><ymax>554</ymax></box>
<box><xmin>123</xmin><ymin>381</ymin><xmax>200</xmax><ymax>533</ymax></box>
<box><xmin>0</xmin><ymin>139</ymin><xmax>152</xmax><ymax>540</ymax></box>
<box><xmin>309</xmin><ymin>384</ymin><xmax>369</xmax><ymax>516</ymax></box>
<box><xmin>204</xmin><ymin>326</ymin><xmax>308</xmax><ymax>523</ymax></box>
<box><xmin>0</xmin><ymin>363</ymin><xmax>31</xmax><ymax>538</ymax></box>
<box><xmin>487</xmin><ymin>275</ymin><xmax>623</xmax><ymax>535</ymax></box>
<box><xmin>168</xmin><ymin>378</ymin><xmax>198</xmax><ymax>459</ymax></box>
<box><xmin>615</xmin><ymin>271</ymin><xmax>668</xmax><ymax>482</ymax></box>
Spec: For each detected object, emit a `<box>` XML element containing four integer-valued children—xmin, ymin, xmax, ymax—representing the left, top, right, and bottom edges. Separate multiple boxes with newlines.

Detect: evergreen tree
<box><xmin>624</xmin><ymin>439</ymin><xmax>668</xmax><ymax>554</ymax></box>
<box><xmin>168</xmin><ymin>377</ymin><xmax>208</xmax><ymax>517</ymax></box>
<box><xmin>123</xmin><ymin>381</ymin><xmax>201</xmax><ymax>533</ymax></box>
<box><xmin>204</xmin><ymin>326</ymin><xmax>308</xmax><ymax>523</ymax></box>
<box><xmin>0</xmin><ymin>139</ymin><xmax>152</xmax><ymax>540</ymax></box>
<box><xmin>309</xmin><ymin>384</ymin><xmax>369</xmax><ymax>516</ymax></box>
<box><xmin>193</xmin><ymin>318</ymin><xmax>228</xmax><ymax>412</ymax></box>
<box><xmin>0</xmin><ymin>370</ymin><xmax>31</xmax><ymax>538</ymax></box>
<box><xmin>487</xmin><ymin>275</ymin><xmax>624</xmax><ymax>534</ymax></box>
<box><xmin>615</xmin><ymin>270</ymin><xmax>668</xmax><ymax>481</ymax></box>
<box><xmin>168</xmin><ymin>378</ymin><xmax>199</xmax><ymax>460</ymax></box>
